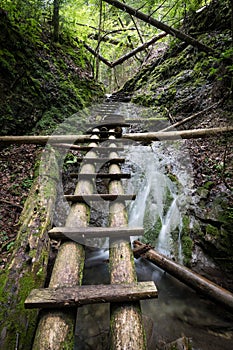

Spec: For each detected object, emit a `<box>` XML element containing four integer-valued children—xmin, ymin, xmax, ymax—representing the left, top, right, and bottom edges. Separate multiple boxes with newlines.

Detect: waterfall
<box><xmin>127</xmin><ymin>141</ymin><xmax>193</xmax><ymax>261</ymax></box>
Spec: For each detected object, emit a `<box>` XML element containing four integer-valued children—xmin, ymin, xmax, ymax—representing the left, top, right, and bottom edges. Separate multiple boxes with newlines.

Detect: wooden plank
<box><xmin>25</xmin><ymin>281</ymin><xmax>158</xmax><ymax>309</ymax></box>
<box><xmin>74</xmin><ymin>157</ymin><xmax>125</xmax><ymax>163</ymax></box>
<box><xmin>86</xmin><ymin>122</ymin><xmax>130</xmax><ymax>129</ymax></box>
<box><xmin>49</xmin><ymin>226</ymin><xmax>144</xmax><ymax>240</ymax></box>
<box><xmin>64</xmin><ymin>194</ymin><xmax>136</xmax><ymax>202</ymax></box>
<box><xmin>70</xmin><ymin>173</ymin><xmax>131</xmax><ymax>179</ymax></box>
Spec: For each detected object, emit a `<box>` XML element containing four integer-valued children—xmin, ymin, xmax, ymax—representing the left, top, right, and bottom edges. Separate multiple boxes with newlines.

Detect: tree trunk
<box><xmin>108</xmin><ymin>144</ymin><xmax>147</xmax><ymax>350</ymax></box>
<box><xmin>52</xmin><ymin>0</ymin><xmax>60</xmax><ymax>42</ymax></box>
<box><xmin>133</xmin><ymin>241</ymin><xmax>233</xmax><ymax>312</ymax></box>
<box><xmin>32</xmin><ymin>139</ymin><xmax>98</xmax><ymax>349</ymax></box>
<box><xmin>103</xmin><ymin>0</ymin><xmax>216</xmax><ymax>55</ymax></box>
<box><xmin>0</xmin><ymin>148</ymin><xmax>59</xmax><ymax>350</ymax></box>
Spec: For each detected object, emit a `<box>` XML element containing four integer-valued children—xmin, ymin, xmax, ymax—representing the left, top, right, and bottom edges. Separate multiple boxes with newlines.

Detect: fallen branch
<box><xmin>133</xmin><ymin>241</ymin><xmax>233</xmax><ymax>312</ymax></box>
<box><xmin>80</xmin><ymin>41</ymin><xmax>112</xmax><ymax>67</ymax></box>
<box><xmin>103</xmin><ymin>0</ymin><xmax>216</xmax><ymax>55</ymax></box>
<box><xmin>161</xmin><ymin>102</ymin><xmax>221</xmax><ymax>132</ymax></box>
<box><xmin>111</xmin><ymin>32</ymin><xmax>167</xmax><ymax>67</ymax></box>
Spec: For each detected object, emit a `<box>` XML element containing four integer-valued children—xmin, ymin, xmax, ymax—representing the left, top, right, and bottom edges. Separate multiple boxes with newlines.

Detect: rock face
<box><xmin>117</xmin><ymin>0</ymin><xmax>233</xmax><ymax>285</ymax></box>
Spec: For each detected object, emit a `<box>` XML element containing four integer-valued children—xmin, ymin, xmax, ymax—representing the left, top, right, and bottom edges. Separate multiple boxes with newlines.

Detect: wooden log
<box><xmin>111</xmin><ymin>33</ymin><xmax>167</xmax><ymax>67</ymax></box>
<box><xmin>25</xmin><ymin>282</ymin><xmax>158</xmax><ymax>309</ymax></box>
<box><xmin>0</xmin><ymin>148</ymin><xmax>59</xmax><ymax>350</ymax></box>
<box><xmin>0</xmin><ymin>126</ymin><xmax>232</xmax><ymax>145</ymax></box>
<box><xmin>103</xmin><ymin>0</ymin><xmax>215</xmax><ymax>55</ymax></box>
<box><xmin>64</xmin><ymin>194</ymin><xmax>136</xmax><ymax>202</ymax></box>
<box><xmin>160</xmin><ymin>102</ymin><xmax>221</xmax><ymax>132</ymax></box>
<box><xmin>122</xmin><ymin>126</ymin><xmax>233</xmax><ymax>142</ymax></box>
<box><xmin>48</xmin><ymin>226</ymin><xmax>144</xmax><ymax>240</ymax></box>
<box><xmin>133</xmin><ymin>241</ymin><xmax>233</xmax><ymax>313</ymax></box>
<box><xmin>32</xmin><ymin>139</ymin><xmax>98</xmax><ymax>350</ymax></box>
<box><xmin>108</xmin><ymin>141</ymin><xmax>147</xmax><ymax>349</ymax></box>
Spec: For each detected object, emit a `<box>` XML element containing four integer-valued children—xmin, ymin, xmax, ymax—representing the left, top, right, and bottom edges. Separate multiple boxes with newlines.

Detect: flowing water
<box><xmin>71</xmin><ymin>102</ymin><xmax>233</xmax><ymax>349</ymax></box>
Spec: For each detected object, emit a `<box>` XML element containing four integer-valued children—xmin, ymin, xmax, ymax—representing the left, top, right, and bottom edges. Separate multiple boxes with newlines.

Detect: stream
<box><xmin>57</xmin><ymin>102</ymin><xmax>233</xmax><ymax>350</ymax></box>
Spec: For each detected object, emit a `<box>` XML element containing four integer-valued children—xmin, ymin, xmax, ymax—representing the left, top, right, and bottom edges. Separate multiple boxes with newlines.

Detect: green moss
<box><xmin>206</xmin><ymin>224</ymin><xmax>219</xmax><ymax>237</ymax></box>
<box><xmin>182</xmin><ymin>236</ymin><xmax>193</xmax><ymax>267</ymax></box>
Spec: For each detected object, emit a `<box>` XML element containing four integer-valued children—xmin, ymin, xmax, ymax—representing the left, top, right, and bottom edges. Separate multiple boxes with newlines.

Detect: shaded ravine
<box><xmin>68</xmin><ymin>101</ymin><xmax>233</xmax><ymax>350</ymax></box>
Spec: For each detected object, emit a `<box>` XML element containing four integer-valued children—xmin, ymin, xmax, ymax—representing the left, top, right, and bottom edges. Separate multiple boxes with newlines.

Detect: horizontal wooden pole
<box><xmin>122</xmin><ymin>126</ymin><xmax>233</xmax><ymax>142</ymax></box>
<box><xmin>133</xmin><ymin>241</ymin><xmax>233</xmax><ymax>312</ymax></box>
<box><xmin>64</xmin><ymin>194</ymin><xmax>136</xmax><ymax>202</ymax></box>
<box><xmin>85</xmin><ymin>122</ymin><xmax>129</xmax><ymax>128</ymax></box>
<box><xmin>70</xmin><ymin>173</ymin><xmax>131</xmax><ymax>179</ymax></box>
<box><xmin>1</xmin><ymin>127</ymin><xmax>232</xmax><ymax>145</ymax></box>
<box><xmin>24</xmin><ymin>281</ymin><xmax>158</xmax><ymax>309</ymax></box>
<box><xmin>49</xmin><ymin>226</ymin><xmax>144</xmax><ymax>240</ymax></box>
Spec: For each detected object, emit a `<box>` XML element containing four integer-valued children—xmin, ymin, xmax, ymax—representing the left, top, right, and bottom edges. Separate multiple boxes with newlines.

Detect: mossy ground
<box><xmin>0</xmin><ymin>14</ymin><xmax>104</xmax><ymax>136</ymax></box>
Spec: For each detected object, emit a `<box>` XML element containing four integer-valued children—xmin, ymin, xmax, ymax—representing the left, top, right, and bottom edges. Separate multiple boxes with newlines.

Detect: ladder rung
<box><xmin>86</xmin><ymin>122</ymin><xmax>130</xmax><ymax>129</ymax></box>
<box><xmin>64</xmin><ymin>194</ymin><xmax>136</xmax><ymax>202</ymax></box>
<box><xmin>48</xmin><ymin>226</ymin><xmax>144</xmax><ymax>240</ymax></box>
<box><xmin>24</xmin><ymin>281</ymin><xmax>158</xmax><ymax>309</ymax></box>
<box><xmin>70</xmin><ymin>173</ymin><xmax>131</xmax><ymax>180</ymax></box>
<box><xmin>75</xmin><ymin>157</ymin><xmax>125</xmax><ymax>163</ymax></box>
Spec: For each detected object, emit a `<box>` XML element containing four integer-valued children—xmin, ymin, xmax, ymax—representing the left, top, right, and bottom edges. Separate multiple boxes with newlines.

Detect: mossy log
<box><xmin>133</xmin><ymin>241</ymin><xmax>233</xmax><ymax>313</ymax></box>
<box><xmin>108</xmin><ymin>144</ymin><xmax>147</xmax><ymax>350</ymax></box>
<box><xmin>0</xmin><ymin>148</ymin><xmax>59</xmax><ymax>350</ymax></box>
<box><xmin>32</xmin><ymin>139</ymin><xmax>98</xmax><ymax>350</ymax></box>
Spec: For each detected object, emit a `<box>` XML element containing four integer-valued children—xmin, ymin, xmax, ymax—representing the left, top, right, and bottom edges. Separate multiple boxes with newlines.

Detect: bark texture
<box><xmin>32</xmin><ymin>140</ymin><xmax>98</xmax><ymax>349</ymax></box>
<box><xmin>0</xmin><ymin>149</ymin><xmax>59</xmax><ymax>350</ymax></box>
<box><xmin>108</xmin><ymin>146</ymin><xmax>147</xmax><ymax>350</ymax></box>
<box><xmin>133</xmin><ymin>241</ymin><xmax>233</xmax><ymax>313</ymax></box>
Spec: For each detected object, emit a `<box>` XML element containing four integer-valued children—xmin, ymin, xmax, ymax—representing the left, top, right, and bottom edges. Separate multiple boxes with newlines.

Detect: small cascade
<box><xmin>127</xmin><ymin>141</ymin><xmax>193</xmax><ymax>261</ymax></box>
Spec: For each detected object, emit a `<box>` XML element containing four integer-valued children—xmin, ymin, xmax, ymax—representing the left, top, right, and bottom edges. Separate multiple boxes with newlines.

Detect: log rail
<box><xmin>24</xmin><ymin>100</ymin><xmax>158</xmax><ymax>349</ymax></box>
<box><xmin>5</xmin><ymin>97</ymin><xmax>231</xmax><ymax>349</ymax></box>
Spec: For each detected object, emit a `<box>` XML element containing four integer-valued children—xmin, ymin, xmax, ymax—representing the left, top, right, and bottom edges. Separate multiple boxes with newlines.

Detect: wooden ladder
<box><xmin>25</xmin><ymin>103</ymin><xmax>158</xmax><ymax>349</ymax></box>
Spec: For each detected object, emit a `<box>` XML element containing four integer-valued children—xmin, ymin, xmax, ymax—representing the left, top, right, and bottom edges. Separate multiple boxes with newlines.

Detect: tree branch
<box><xmin>103</xmin><ymin>0</ymin><xmax>216</xmax><ymax>55</ymax></box>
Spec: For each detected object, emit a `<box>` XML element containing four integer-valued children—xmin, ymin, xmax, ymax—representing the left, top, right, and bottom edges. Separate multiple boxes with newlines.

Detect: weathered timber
<box><xmin>64</xmin><ymin>194</ymin><xmax>136</xmax><ymax>202</ymax></box>
<box><xmin>1</xmin><ymin>126</ymin><xmax>232</xmax><ymax>145</ymax></box>
<box><xmin>133</xmin><ymin>241</ymin><xmax>233</xmax><ymax>313</ymax></box>
<box><xmin>103</xmin><ymin>0</ymin><xmax>215</xmax><ymax>55</ymax></box>
<box><xmin>108</xmin><ymin>141</ymin><xmax>147</xmax><ymax>349</ymax></box>
<box><xmin>32</xmin><ymin>138</ymin><xmax>98</xmax><ymax>350</ymax></box>
<box><xmin>160</xmin><ymin>102</ymin><xmax>221</xmax><ymax>132</ymax></box>
<box><xmin>111</xmin><ymin>33</ymin><xmax>167</xmax><ymax>67</ymax></box>
<box><xmin>86</xmin><ymin>122</ymin><xmax>130</xmax><ymax>128</ymax></box>
<box><xmin>122</xmin><ymin>126</ymin><xmax>233</xmax><ymax>142</ymax></box>
<box><xmin>48</xmin><ymin>226</ymin><xmax>144</xmax><ymax>240</ymax></box>
<box><xmin>25</xmin><ymin>282</ymin><xmax>158</xmax><ymax>308</ymax></box>
<box><xmin>74</xmin><ymin>156</ymin><xmax>125</xmax><ymax>163</ymax></box>
<box><xmin>70</xmin><ymin>172</ymin><xmax>131</xmax><ymax>179</ymax></box>
<box><xmin>0</xmin><ymin>149</ymin><xmax>59</xmax><ymax>350</ymax></box>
